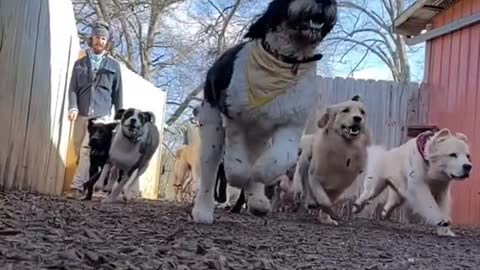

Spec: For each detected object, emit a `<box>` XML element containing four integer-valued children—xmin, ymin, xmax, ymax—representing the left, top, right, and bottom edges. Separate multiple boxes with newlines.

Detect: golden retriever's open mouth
<box><xmin>342</xmin><ymin>124</ymin><xmax>361</xmax><ymax>136</ymax></box>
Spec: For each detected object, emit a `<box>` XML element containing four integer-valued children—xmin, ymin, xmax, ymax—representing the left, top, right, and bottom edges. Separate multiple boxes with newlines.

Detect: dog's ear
<box><xmin>142</xmin><ymin>111</ymin><xmax>156</xmax><ymax>124</ymax></box>
<box><xmin>433</xmin><ymin>128</ymin><xmax>451</xmax><ymax>142</ymax></box>
<box><xmin>317</xmin><ymin>107</ymin><xmax>332</xmax><ymax>128</ymax></box>
<box><xmin>244</xmin><ymin>0</ymin><xmax>288</xmax><ymax>40</ymax></box>
<box><xmin>351</xmin><ymin>95</ymin><xmax>360</xmax><ymax>101</ymax></box>
<box><xmin>87</xmin><ymin>119</ymin><xmax>95</xmax><ymax>133</ymax></box>
<box><xmin>106</xmin><ymin>122</ymin><xmax>118</xmax><ymax>132</ymax></box>
<box><xmin>455</xmin><ymin>132</ymin><xmax>469</xmax><ymax>144</ymax></box>
<box><xmin>114</xmin><ymin>109</ymin><xmax>125</xmax><ymax>120</ymax></box>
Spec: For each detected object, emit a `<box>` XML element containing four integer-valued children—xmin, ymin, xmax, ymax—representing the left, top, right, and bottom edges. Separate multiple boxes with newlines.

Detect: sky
<box><xmin>159</xmin><ymin>0</ymin><xmax>427</xmax><ymax>146</ymax></box>
<box><xmin>164</xmin><ymin>0</ymin><xmax>426</xmax><ymax>85</ymax></box>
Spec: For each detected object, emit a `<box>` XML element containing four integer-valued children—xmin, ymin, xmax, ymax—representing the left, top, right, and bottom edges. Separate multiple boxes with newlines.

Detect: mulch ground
<box><xmin>1</xmin><ymin>191</ymin><xmax>480</xmax><ymax>270</ymax></box>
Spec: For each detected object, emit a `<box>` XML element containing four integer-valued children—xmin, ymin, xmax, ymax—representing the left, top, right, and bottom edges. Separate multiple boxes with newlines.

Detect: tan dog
<box><xmin>353</xmin><ymin>128</ymin><xmax>472</xmax><ymax>237</ymax></box>
<box><xmin>180</xmin><ymin>171</ymin><xmax>196</xmax><ymax>202</ymax></box>
<box><xmin>292</xmin><ymin>95</ymin><xmax>370</xmax><ymax>225</ymax></box>
<box><xmin>172</xmin><ymin>143</ymin><xmax>199</xmax><ymax>202</ymax></box>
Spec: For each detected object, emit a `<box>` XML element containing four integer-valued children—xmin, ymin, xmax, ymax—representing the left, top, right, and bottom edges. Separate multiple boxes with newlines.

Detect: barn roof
<box><xmin>394</xmin><ymin>0</ymin><xmax>456</xmax><ymax>37</ymax></box>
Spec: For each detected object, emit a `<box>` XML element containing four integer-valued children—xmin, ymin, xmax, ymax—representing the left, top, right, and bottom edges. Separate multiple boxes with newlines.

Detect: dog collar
<box><xmin>122</xmin><ymin>130</ymin><xmax>141</xmax><ymax>143</ymax></box>
<box><xmin>416</xmin><ymin>131</ymin><xmax>434</xmax><ymax>164</ymax></box>
<box><xmin>260</xmin><ymin>40</ymin><xmax>323</xmax><ymax>65</ymax></box>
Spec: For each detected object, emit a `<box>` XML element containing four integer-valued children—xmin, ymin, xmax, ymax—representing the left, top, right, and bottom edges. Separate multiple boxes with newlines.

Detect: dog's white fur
<box><xmin>100</xmin><ymin>108</ymin><xmax>160</xmax><ymax>203</ymax></box>
<box><xmin>292</xmin><ymin>97</ymin><xmax>370</xmax><ymax>225</ymax></box>
<box><xmin>353</xmin><ymin>128</ymin><xmax>472</xmax><ymax>237</ymax></box>
<box><xmin>192</xmin><ymin>0</ymin><xmax>338</xmax><ymax>223</ymax></box>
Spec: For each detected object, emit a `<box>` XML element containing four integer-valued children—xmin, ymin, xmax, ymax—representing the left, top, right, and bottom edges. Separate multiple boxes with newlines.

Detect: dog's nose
<box><xmin>130</xmin><ymin>118</ymin><xmax>137</xmax><ymax>124</ymax></box>
<box><xmin>463</xmin><ymin>164</ymin><xmax>472</xmax><ymax>172</ymax></box>
<box><xmin>353</xmin><ymin>116</ymin><xmax>362</xmax><ymax>123</ymax></box>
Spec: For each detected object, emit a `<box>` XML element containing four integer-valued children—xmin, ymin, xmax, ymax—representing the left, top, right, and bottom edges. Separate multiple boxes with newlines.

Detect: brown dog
<box><xmin>172</xmin><ymin>143</ymin><xmax>199</xmax><ymax>202</ymax></box>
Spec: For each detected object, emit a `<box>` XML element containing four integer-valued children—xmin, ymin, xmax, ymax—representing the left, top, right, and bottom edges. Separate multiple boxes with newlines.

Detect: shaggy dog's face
<box><xmin>318</xmin><ymin>95</ymin><xmax>366</xmax><ymax>141</ymax></box>
<box><xmin>245</xmin><ymin>0</ymin><xmax>337</xmax><ymax>44</ymax></box>
<box><xmin>88</xmin><ymin>120</ymin><xmax>117</xmax><ymax>150</ymax></box>
<box><xmin>115</xmin><ymin>108</ymin><xmax>155</xmax><ymax>138</ymax></box>
<box><xmin>427</xmin><ymin>129</ymin><xmax>472</xmax><ymax>181</ymax></box>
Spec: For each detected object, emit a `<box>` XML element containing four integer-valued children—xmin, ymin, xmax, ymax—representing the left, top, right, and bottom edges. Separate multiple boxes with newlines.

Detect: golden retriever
<box><xmin>353</xmin><ymin>128</ymin><xmax>472</xmax><ymax>237</ymax></box>
<box><xmin>292</xmin><ymin>95</ymin><xmax>371</xmax><ymax>225</ymax></box>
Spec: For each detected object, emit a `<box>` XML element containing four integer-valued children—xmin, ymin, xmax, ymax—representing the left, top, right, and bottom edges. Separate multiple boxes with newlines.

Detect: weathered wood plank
<box><xmin>1</xmin><ymin>0</ymin><xmax>79</xmax><ymax>195</ymax></box>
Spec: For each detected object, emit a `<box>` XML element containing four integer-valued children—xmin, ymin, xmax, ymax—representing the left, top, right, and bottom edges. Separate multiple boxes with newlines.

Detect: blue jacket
<box><xmin>68</xmin><ymin>54</ymin><xmax>123</xmax><ymax>118</ymax></box>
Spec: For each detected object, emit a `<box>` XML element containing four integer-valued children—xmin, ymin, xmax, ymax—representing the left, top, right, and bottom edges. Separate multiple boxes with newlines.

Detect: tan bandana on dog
<box><xmin>246</xmin><ymin>41</ymin><xmax>317</xmax><ymax>109</ymax></box>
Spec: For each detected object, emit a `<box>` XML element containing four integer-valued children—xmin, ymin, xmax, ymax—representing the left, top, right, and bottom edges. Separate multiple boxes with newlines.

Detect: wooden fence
<box><xmin>304</xmin><ymin>77</ymin><xmax>428</xmax><ymax>223</ymax></box>
<box><xmin>0</xmin><ymin>0</ymin><xmax>80</xmax><ymax>195</ymax></box>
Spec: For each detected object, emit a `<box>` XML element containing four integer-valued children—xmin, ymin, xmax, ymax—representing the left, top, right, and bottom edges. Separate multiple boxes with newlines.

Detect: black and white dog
<box><xmin>100</xmin><ymin>108</ymin><xmax>160</xmax><ymax>203</ymax></box>
<box><xmin>192</xmin><ymin>0</ymin><xmax>337</xmax><ymax>223</ymax></box>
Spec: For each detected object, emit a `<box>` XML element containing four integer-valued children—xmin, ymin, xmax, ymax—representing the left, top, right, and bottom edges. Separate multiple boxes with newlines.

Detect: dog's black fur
<box><xmin>244</xmin><ymin>0</ymin><xmax>336</xmax><ymax>40</ymax></box>
<box><xmin>214</xmin><ymin>162</ymin><xmax>228</xmax><ymax>203</ymax></box>
<box><xmin>82</xmin><ymin>120</ymin><xmax>117</xmax><ymax>200</ymax></box>
<box><xmin>203</xmin><ymin>43</ymin><xmax>246</xmax><ymax>119</ymax></box>
<box><xmin>214</xmin><ymin>163</ymin><xmax>276</xmax><ymax>213</ymax></box>
<box><xmin>81</xmin><ymin>110</ymin><xmax>124</xmax><ymax>200</ymax></box>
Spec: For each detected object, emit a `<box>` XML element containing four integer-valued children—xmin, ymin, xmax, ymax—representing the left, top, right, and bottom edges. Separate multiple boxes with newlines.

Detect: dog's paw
<box><xmin>192</xmin><ymin>198</ymin><xmax>215</xmax><ymax>224</ymax></box>
<box><xmin>437</xmin><ymin>218</ymin><xmax>452</xmax><ymax>227</ymax></box>
<box><xmin>80</xmin><ymin>195</ymin><xmax>92</xmax><ymax>201</ymax></box>
<box><xmin>101</xmin><ymin>195</ymin><xmax>122</xmax><ymax>203</ymax></box>
<box><xmin>437</xmin><ymin>226</ymin><xmax>456</xmax><ymax>237</ymax></box>
<box><xmin>380</xmin><ymin>209</ymin><xmax>389</xmax><ymax>220</ymax></box>
<box><xmin>317</xmin><ymin>213</ymin><xmax>339</xmax><ymax>226</ymax></box>
<box><xmin>101</xmin><ymin>197</ymin><xmax>115</xmax><ymax>203</ymax></box>
<box><xmin>352</xmin><ymin>202</ymin><xmax>364</xmax><ymax>214</ymax></box>
<box><xmin>247</xmin><ymin>194</ymin><xmax>271</xmax><ymax>217</ymax></box>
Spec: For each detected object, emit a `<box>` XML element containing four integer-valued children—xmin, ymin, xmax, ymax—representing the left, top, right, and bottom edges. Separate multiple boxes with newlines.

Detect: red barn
<box><xmin>395</xmin><ymin>0</ymin><xmax>480</xmax><ymax>225</ymax></box>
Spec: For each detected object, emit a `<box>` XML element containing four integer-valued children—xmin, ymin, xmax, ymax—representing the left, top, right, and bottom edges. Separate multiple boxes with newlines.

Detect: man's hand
<box><xmin>68</xmin><ymin>109</ymin><xmax>78</xmax><ymax>122</ymax></box>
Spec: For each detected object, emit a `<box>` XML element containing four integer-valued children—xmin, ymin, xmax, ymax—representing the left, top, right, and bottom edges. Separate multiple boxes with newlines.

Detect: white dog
<box><xmin>353</xmin><ymin>128</ymin><xmax>472</xmax><ymax>237</ymax></box>
<box><xmin>292</xmin><ymin>96</ymin><xmax>371</xmax><ymax>225</ymax></box>
<box><xmin>191</xmin><ymin>0</ymin><xmax>338</xmax><ymax>223</ymax></box>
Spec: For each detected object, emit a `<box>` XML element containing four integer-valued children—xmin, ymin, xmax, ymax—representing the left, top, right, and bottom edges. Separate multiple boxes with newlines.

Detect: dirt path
<box><xmin>1</xmin><ymin>191</ymin><xmax>479</xmax><ymax>270</ymax></box>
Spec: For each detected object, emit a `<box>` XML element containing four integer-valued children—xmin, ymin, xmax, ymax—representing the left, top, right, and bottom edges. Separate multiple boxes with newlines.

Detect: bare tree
<box><xmin>326</xmin><ymin>0</ymin><xmax>414</xmax><ymax>82</ymax></box>
<box><xmin>164</xmin><ymin>0</ymin><xmax>245</xmax><ymax>126</ymax></box>
<box><xmin>72</xmin><ymin>0</ymin><xmax>187</xmax><ymax>83</ymax></box>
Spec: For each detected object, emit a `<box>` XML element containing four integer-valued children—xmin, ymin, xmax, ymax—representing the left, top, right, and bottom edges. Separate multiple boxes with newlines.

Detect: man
<box><xmin>67</xmin><ymin>21</ymin><xmax>123</xmax><ymax>199</ymax></box>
